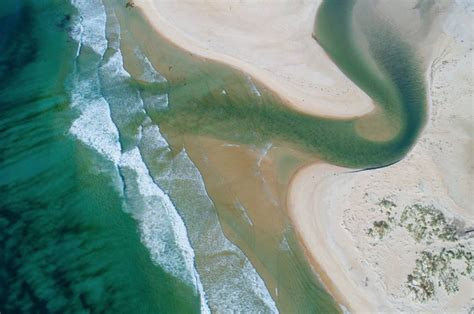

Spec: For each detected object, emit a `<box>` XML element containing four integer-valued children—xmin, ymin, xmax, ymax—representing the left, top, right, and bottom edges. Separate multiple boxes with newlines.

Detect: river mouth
<box><xmin>117</xmin><ymin>0</ymin><xmax>427</xmax><ymax>311</ymax></box>
<box><xmin>0</xmin><ymin>0</ymin><xmax>428</xmax><ymax>312</ymax></box>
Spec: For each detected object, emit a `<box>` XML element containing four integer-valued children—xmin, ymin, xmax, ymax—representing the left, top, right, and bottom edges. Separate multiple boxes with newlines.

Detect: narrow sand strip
<box><xmin>134</xmin><ymin>0</ymin><xmax>373</xmax><ymax>119</ymax></box>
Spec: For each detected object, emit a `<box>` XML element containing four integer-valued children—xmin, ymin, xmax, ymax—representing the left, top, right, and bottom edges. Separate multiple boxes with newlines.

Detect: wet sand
<box><xmin>172</xmin><ymin>134</ymin><xmax>339</xmax><ymax>313</ymax></box>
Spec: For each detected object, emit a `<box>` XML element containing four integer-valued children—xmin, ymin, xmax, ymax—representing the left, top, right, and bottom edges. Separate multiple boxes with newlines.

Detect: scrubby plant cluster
<box><xmin>400</xmin><ymin>204</ymin><xmax>458</xmax><ymax>243</ymax></box>
<box><xmin>407</xmin><ymin>246</ymin><xmax>473</xmax><ymax>301</ymax></box>
<box><xmin>366</xmin><ymin>198</ymin><xmax>396</xmax><ymax>240</ymax></box>
<box><xmin>378</xmin><ymin>198</ymin><xmax>397</xmax><ymax>209</ymax></box>
<box><xmin>367</xmin><ymin>220</ymin><xmax>391</xmax><ymax>239</ymax></box>
<box><xmin>364</xmin><ymin>197</ymin><xmax>473</xmax><ymax>302</ymax></box>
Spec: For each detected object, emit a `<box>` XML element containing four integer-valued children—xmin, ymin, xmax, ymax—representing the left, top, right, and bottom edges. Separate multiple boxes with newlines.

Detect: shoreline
<box><xmin>287</xmin><ymin>163</ymin><xmax>372</xmax><ymax>313</ymax></box>
<box><xmin>133</xmin><ymin>0</ymin><xmax>374</xmax><ymax>119</ymax></box>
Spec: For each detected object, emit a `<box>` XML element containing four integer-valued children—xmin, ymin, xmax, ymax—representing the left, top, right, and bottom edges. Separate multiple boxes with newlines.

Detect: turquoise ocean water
<box><xmin>0</xmin><ymin>0</ymin><xmax>202</xmax><ymax>312</ymax></box>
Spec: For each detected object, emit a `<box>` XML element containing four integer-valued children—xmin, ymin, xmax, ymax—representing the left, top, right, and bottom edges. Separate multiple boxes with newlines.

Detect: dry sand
<box><xmin>134</xmin><ymin>0</ymin><xmax>374</xmax><ymax>119</ymax></box>
<box><xmin>289</xmin><ymin>1</ymin><xmax>474</xmax><ymax>312</ymax></box>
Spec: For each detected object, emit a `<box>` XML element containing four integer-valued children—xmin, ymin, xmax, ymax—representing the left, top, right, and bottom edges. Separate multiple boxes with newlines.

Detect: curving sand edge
<box><xmin>133</xmin><ymin>0</ymin><xmax>374</xmax><ymax>119</ymax></box>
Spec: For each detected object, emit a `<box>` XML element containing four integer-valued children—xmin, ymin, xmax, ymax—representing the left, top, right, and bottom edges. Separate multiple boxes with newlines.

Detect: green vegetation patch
<box><xmin>367</xmin><ymin>220</ymin><xmax>391</xmax><ymax>240</ymax></box>
<box><xmin>407</xmin><ymin>246</ymin><xmax>473</xmax><ymax>302</ymax></box>
<box><xmin>400</xmin><ymin>204</ymin><xmax>459</xmax><ymax>243</ymax></box>
<box><xmin>364</xmin><ymin>197</ymin><xmax>472</xmax><ymax>302</ymax></box>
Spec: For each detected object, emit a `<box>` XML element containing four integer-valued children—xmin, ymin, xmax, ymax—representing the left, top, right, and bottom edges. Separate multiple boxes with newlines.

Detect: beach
<box><xmin>133</xmin><ymin>0</ymin><xmax>473</xmax><ymax>312</ymax></box>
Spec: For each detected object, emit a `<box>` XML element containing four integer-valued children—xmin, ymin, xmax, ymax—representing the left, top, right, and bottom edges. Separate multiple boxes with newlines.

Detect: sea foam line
<box><xmin>152</xmin><ymin>141</ymin><xmax>278</xmax><ymax>313</ymax></box>
<box><xmin>247</xmin><ymin>75</ymin><xmax>262</xmax><ymax>97</ymax></box>
<box><xmin>69</xmin><ymin>97</ymin><xmax>122</xmax><ymax>164</ymax></box>
<box><xmin>69</xmin><ymin>0</ymin><xmax>121</xmax><ymax>164</ymax></box>
<box><xmin>70</xmin><ymin>0</ymin><xmax>107</xmax><ymax>57</ymax></box>
<box><xmin>68</xmin><ymin>1</ymin><xmax>210</xmax><ymax>311</ymax></box>
<box><xmin>134</xmin><ymin>47</ymin><xmax>167</xmax><ymax>83</ymax></box>
<box><xmin>119</xmin><ymin>148</ymin><xmax>209</xmax><ymax>313</ymax></box>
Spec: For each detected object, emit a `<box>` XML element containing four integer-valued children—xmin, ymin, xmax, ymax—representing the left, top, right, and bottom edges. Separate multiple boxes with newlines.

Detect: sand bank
<box><xmin>134</xmin><ymin>0</ymin><xmax>373</xmax><ymax>119</ymax></box>
<box><xmin>289</xmin><ymin>1</ymin><xmax>474</xmax><ymax>312</ymax></box>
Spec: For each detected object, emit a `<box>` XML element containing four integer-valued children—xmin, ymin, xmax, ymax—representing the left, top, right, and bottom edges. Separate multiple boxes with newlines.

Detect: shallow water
<box><xmin>0</xmin><ymin>0</ymin><xmax>428</xmax><ymax>312</ymax></box>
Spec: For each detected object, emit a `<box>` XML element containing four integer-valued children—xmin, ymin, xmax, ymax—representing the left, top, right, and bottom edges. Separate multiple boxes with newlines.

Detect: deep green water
<box><xmin>0</xmin><ymin>1</ymin><xmax>199</xmax><ymax>312</ymax></box>
<box><xmin>0</xmin><ymin>0</ymin><xmax>427</xmax><ymax>313</ymax></box>
<box><xmin>314</xmin><ymin>0</ymin><xmax>426</xmax><ymax>165</ymax></box>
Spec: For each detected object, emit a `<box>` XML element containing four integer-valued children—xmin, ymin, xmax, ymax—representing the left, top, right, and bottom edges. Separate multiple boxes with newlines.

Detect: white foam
<box><xmin>235</xmin><ymin>199</ymin><xmax>254</xmax><ymax>226</ymax></box>
<box><xmin>102</xmin><ymin>50</ymin><xmax>131</xmax><ymax>81</ymax></box>
<box><xmin>70</xmin><ymin>73</ymin><xmax>102</xmax><ymax>108</ymax></box>
<box><xmin>101</xmin><ymin>10</ymin><xmax>131</xmax><ymax>80</ymax></box>
<box><xmin>339</xmin><ymin>303</ymin><xmax>351</xmax><ymax>314</ymax></box>
<box><xmin>247</xmin><ymin>75</ymin><xmax>262</xmax><ymax>97</ymax></box>
<box><xmin>166</xmin><ymin>149</ymin><xmax>278</xmax><ymax>313</ymax></box>
<box><xmin>134</xmin><ymin>48</ymin><xmax>167</xmax><ymax>83</ymax></box>
<box><xmin>143</xmin><ymin>123</ymin><xmax>170</xmax><ymax>149</ymax></box>
<box><xmin>243</xmin><ymin>260</ymin><xmax>279</xmax><ymax>313</ymax></box>
<box><xmin>144</xmin><ymin>93</ymin><xmax>169</xmax><ymax>111</ymax></box>
<box><xmin>70</xmin><ymin>0</ymin><xmax>107</xmax><ymax>56</ymax></box>
<box><xmin>68</xmin><ymin>0</ymin><xmax>121</xmax><ymax>164</ymax></box>
<box><xmin>119</xmin><ymin>148</ymin><xmax>210</xmax><ymax>313</ymax></box>
<box><xmin>69</xmin><ymin>15</ymin><xmax>84</xmax><ymax>57</ymax></box>
<box><xmin>68</xmin><ymin>25</ymin><xmax>122</xmax><ymax>164</ymax></box>
<box><xmin>104</xmin><ymin>7</ymin><xmax>121</xmax><ymax>51</ymax></box>
<box><xmin>279</xmin><ymin>236</ymin><xmax>290</xmax><ymax>252</ymax></box>
<box><xmin>70</xmin><ymin>97</ymin><xmax>122</xmax><ymax>164</ymax></box>
<box><xmin>133</xmin><ymin>47</ymin><xmax>169</xmax><ymax>110</ymax></box>
<box><xmin>257</xmin><ymin>143</ymin><xmax>273</xmax><ymax>168</ymax></box>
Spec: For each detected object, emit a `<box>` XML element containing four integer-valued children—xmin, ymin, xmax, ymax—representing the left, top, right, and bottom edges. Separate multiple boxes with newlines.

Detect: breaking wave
<box><xmin>67</xmin><ymin>0</ymin><xmax>277</xmax><ymax>312</ymax></box>
<box><xmin>68</xmin><ymin>1</ymin><xmax>209</xmax><ymax>312</ymax></box>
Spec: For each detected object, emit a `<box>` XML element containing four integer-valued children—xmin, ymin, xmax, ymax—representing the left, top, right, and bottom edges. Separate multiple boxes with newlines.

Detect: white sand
<box><xmin>289</xmin><ymin>1</ymin><xmax>474</xmax><ymax>312</ymax></box>
<box><xmin>134</xmin><ymin>0</ymin><xmax>374</xmax><ymax>119</ymax></box>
